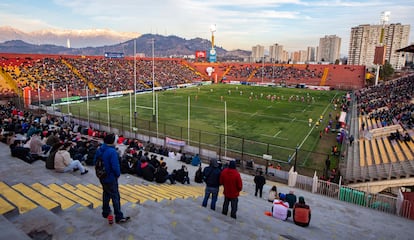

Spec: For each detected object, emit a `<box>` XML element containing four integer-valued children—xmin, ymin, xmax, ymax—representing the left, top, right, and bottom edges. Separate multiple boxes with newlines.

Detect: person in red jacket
<box><xmin>220</xmin><ymin>160</ymin><xmax>243</xmax><ymax>219</ymax></box>
<box><xmin>293</xmin><ymin>196</ymin><xmax>311</xmax><ymax>227</ymax></box>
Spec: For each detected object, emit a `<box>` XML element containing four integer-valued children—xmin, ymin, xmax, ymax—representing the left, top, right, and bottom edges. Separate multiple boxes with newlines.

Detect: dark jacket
<box><xmin>254</xmin><ymin>174</ymin><xmax>266</xmax><ymax>187</ymax></box>
<box><xmin>203</xmin><ymin>165</ymin><xmax>221</xmax><ymax>188</ymax></box>
<box><xmin>154</xmin><ymin>166</ymin><xmax>169</xmax><ymax>183</ymax></box>
<box><xmin>94</xmin><ymin>143</ymin><xmax>120</xmax><ymax>184</ymax></box>
<box><xmin>285</xmin><ymin>193</ymin><xmax>297</xmax><ymax>208</ymax></box>
<box><xmin>141</xmin><ymin>161</ymin><xmax>155</xmax><ymax>181</ymax></box>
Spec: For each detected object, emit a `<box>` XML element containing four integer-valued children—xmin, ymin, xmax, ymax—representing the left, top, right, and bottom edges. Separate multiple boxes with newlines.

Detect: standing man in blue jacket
<box><xmin>202</xmin><ymin>158</ymin><xmax>222</xmax><ymax>210</ymax></box>
<box><xmin>95</xmin><ymin>133</ymin><xmax>130</xmax><ymax>223</ymax></box>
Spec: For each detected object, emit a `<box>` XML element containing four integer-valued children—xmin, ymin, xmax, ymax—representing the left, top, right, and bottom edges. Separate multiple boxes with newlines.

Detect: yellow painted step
<box><xmin>161</xmin><ymin>185</ymin><xmax>198</xmax><ymax>199</ymax></box>
<box><xmin>12</xmin><ymin>183</ymin><xmax>60</xmax><ymax>212</ymax></box>
<box><xmin>31</xmin><ymin>183</ymin><xmax>76</xmax><ymax>210</ymax></box>
<box><xmin>0</xmin><ymin>196</ymin><xmax>16</xmax><ymax>216</ymax></box>
<box><xmin>121</xmin><ymin>185</ymin><xmax>157</xmax><ymax>202</ymax></box>
<box><xmin>383</xmin><ymin>138</ymin><xmax>397</xmax><ymax>163</ymax></box>
<box><xmin>48</xmin><ymin>183</ymin><xmax>92</xmax><ymax>208</ymax></box>
<box><xmin>0</xmin><ymin>182</ymin><xmax>37</xmax><ymax>214</ymax></box>
<box><xmin>156</xmin><ymin>185</ymin><xmax>187</xmax><ymax>199</ymax></box>
<box><xmin>138</xmin><ymin>185</ymin><xmax>174</xmax><ymax>200</ymax></box>
<box><xmin>86</xmin><ymin>184</ymin><xmax>130</xmax><ymax>205</ymax></box>
<box><xmin>376</xmin><ymin>138</ymin><xmax>389</xmax><ymax>164</ymax></box>
<box><xmin>61</xmin><ymin>183</ymin><xmax>101</xmax><ymax>209</ymax></box>
<box><xmin>81</xmin><ymin>184</ymin><xmax>138</xmax><ymax>205</ymax></box>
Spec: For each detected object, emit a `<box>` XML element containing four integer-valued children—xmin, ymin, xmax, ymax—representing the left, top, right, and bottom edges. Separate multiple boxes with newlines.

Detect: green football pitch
<box><xmin>68</xmin><ymin>84</ymin><xmax>344</xmax><ymax>162</ymax></box>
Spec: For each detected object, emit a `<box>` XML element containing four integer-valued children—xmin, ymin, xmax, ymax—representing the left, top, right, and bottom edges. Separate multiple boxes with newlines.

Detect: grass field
<box><xmin>67</xmin><ymin>84</ymin><xmax>344</xmax><ymax>168</ymax></box>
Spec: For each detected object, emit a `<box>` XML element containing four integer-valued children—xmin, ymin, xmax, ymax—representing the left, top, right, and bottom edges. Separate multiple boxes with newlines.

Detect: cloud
<box><xmin>0</xmin><ymin>13</ymin><xmax>54</xmax><ymax>31</ymax></box>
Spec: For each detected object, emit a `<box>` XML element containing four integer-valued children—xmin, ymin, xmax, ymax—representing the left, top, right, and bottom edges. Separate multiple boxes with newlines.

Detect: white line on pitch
<box><xmin>273</xmin><ymin>130</ymin><xmax>282</xmax><ymax>137</ymax></box>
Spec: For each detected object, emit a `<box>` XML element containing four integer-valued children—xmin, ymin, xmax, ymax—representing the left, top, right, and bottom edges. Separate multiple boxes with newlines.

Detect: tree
<box><xmin>380</xmin><ymin>60</ymin><xmax>394</xmax><ymax>81</ymax></box>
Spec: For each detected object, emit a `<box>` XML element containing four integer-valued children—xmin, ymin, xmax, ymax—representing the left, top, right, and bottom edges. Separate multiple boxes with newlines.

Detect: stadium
<box><xmin>0</xmin><ymin>44</ymin><xmax>414</xmax><ymax>238</ymax></box>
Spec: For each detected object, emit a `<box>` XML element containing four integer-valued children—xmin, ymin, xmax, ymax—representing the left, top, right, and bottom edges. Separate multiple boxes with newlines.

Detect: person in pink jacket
<box><xmin>220</xmin><ymin>160</ymin><xmax>243</xmax><ymax>219</ymax></box>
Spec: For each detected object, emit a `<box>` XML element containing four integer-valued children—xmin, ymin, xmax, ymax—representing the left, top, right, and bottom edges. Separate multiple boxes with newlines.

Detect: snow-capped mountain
<box><xmin>0</xmin><ymin>26</ymin><xmax>140</xmax><ymax>48</ymax></box>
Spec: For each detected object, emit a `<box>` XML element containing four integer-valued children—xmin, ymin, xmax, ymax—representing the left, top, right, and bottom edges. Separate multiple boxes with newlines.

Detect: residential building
<box><xmin>307</xmin><ymin>47</ymin><xmax>316</xmax><ymax>62</ymax></box>
<box><xmin>318</xmin><ymin>35</ymin><xmax>341</xmax><ymax>63</ymax></box>
<box><xmin>251</xmin><ymin>45</ymin><xmax>265</xmax><ymax>62</ymax></box>
<box><xmin>269</xmin><ymin>44</ymin><xmax>284</xmax><ymax>63</ymax></box>
<box><xmin>348</xmin><ymin>23</ymin><xmax>410</xmax><ymax>70</ymax></box>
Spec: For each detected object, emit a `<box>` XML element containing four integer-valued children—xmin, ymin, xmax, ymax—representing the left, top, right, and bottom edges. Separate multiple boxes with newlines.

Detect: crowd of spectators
<box><xmin>0</xmin><ymin>56</ymin><xmax>203</xmax><ymax>100</ymax></box>
<box><xmin>223</xmin><ymin>64</ymin><xmax>323</xmax><ymax>84</ymax></box>
<box><xmin>355</xmin><ymin>74</ymin><xmax>414</xmax><ymax>129</ymax></box>
<box><xmin>0</xmin><ymin>100</ymin><xmax>199</xmax><ymax>185</ymax></box>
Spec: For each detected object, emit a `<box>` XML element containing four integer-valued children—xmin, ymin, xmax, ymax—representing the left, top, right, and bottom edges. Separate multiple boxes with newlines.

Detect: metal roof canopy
<box><xmin>396</xmin><ymin>44</ymin><xmax>414</xmax><ymax>53</ymax></box>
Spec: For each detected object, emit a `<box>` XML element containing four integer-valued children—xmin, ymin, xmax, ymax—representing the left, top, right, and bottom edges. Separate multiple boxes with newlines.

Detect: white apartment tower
<box><xmin>269</xmin><ymin>44</ymin><xmax>284</xmax><ymax>63</ymax></box>
<box><xmin>318</xmin><ymin>35</ymin><xmax>341</xmax><ymax>63</ymax></box>
<box><xmin>251</xmin><ymin>45</ymin><xmax>265</xmax><ymax>62</ymax></box>
<box><xmin>307</xmin><ymin>46</ymin><xmax>316</xmax><ymax>62</ymax></box>
<box><xmin>348</xmin><ymin>23</ymin><xmax>410</xmax><ymax>70</ymax></box>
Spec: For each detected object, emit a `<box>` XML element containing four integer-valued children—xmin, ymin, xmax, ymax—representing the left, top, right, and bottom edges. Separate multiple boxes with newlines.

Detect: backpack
<box><xmin>45</xmin><ymin>150</ymin><xmax>58</xmax><ymax>169</ymax></box>
<box><xmin>95</xmin><ymin>152</ymin><xmax>107</xmax><ymax>181</ymax></box>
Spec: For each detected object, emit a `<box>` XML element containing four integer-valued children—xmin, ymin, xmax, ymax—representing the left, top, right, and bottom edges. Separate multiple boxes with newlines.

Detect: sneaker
<box><xmin>116</xmin><ymin>217</ymin><xmax>130</xmax><ymax>224</ymax></box>
<box><xmin>73</xmin><ymin>168</ymin><xmax>79</xmax><ymax>172</ymax></box>
<box><xmin>81</xmin><ymin>169</ymin><xmax>89</xmax><ymax>175</ymax></box>
<box><xmin>107</xmin><ymin>214</ymin><xmax>114</xmax><ymax>225</ymax></box>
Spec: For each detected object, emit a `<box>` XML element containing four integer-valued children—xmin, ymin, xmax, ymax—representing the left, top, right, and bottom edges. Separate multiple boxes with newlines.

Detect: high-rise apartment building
<box><xmin>318</xmin><ymin>35</ymin><xmax>341</xmax><ymax>63</ymax></box>
<box><xmin>348</xmin><ymin>23</ymin><xmax>410</xmax><ymax>70</ymax></box>
<box><xmin>251</xmin><ymin>45</ymin><xmax>265</xmax><ymax>62</ymax></box>
<box><xmin>269</xmin><ymin>44</ymin><xmax>284</xmax><ymax>63</ymax></box>
<box><xmin>307</xmin><ymin>46</ymin><xmax>316</xmax><ymax>62</ymax></box>
<box><xmin>291</xmin><ymin>50</ymin><xmax>308</xmax><ymax>63</ymax></box>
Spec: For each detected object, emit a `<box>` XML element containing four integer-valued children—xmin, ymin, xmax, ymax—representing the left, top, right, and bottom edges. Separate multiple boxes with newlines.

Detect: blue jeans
<box><xmin>222</xmin><ymin>197</ymin><xmax>238</xmax><ymax>219</ymax></box>
<box><xmin>202</xmin><ymin>186</ymin><xmax>219</xmax><ymax>210</ymax></box>
<box><xmin>102</xmin><ymin>180</ymin><xmax>124</xmax><ymax>222</ymax></box>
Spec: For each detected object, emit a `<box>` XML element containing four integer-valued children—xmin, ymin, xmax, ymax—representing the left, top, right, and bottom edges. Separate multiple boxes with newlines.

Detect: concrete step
<box><xmin>0</xmin><ymin>215</ymin><xmax>31</xmax><ymax>240</ymax></box>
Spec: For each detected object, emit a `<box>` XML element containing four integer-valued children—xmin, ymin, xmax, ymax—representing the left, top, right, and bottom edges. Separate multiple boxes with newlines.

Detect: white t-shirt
<box><xmin>272</xmin><ymin>199</ymin><xmax>289</xmax><ymax>220</ymax></box>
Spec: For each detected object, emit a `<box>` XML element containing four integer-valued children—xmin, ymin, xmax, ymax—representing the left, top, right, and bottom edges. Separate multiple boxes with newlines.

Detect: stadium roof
<box><xmin>396</xmin><ymin>44</ymin><xmax>414</xmax><ymax>53</ymax></box>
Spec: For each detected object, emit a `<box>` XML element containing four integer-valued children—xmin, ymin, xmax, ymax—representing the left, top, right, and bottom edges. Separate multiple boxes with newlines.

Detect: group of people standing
<box><xmin>201</xmin><ymin>159</ymin><xmax>243</xmax><ymax>219</ymax></box>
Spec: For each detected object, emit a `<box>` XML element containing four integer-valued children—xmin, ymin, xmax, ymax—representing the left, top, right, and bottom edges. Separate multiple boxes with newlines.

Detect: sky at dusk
<box><xmin>1</xmin><ymin>0</ymin><xmax>413</xmax><ymax>55</ymax></box>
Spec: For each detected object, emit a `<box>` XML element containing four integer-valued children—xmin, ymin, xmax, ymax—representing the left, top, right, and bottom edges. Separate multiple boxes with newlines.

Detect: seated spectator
<box><xmin>84</xmin><ymin>141</ymin><xmax>99</xmax><ymax>166</ymax></box>
<box><xmin>150</xmin><ymin>155</ymin><xmax>160</xmax><ymax>169</ymax></box>
<box><xmin>404</xmin><ymin>132</ymin><xmax>412</xmax><ymax>142</ymax></box>
<box><xmin>54</xmin><ymin>142</ymin><xmax>88</xmax><ymax>175</ymax></box>
<box><xmin>175</xmin><ymin>150</ymin><xmax>182</xmax><ymax>161</ymax></box>
<box><xmin>191</xmin><ymin>153</ymin><xmax>201</xmax><ymax>166</ymax></box>
<box><xmin>10</xmin><ymin>139</ymin><xmax>34</xmax><ymax>163</ymax></box>
<box><xmin>168</xmin><ymin>150</ymin><xmax>176</xmax><ymax>160</ymax></box>
<box><xmin>268</xmin><ymin>185</ymin><xmax>278</xmax><ymax>203</ymax></box>
<box><xmin>246</xmin><ymin>159</ymin><xmax>254</xmax><ymax>169</ymax></box>
<box><xmin>154</xmin><ymin>162</ymin><xmax>176</xmax><ymax>184</ymax></box>
<box><xmin>29</xmin><ymin>129</ymin><xmax>48</xmax><ymax>160</ymax></box>
<box><xmin>194</xmin><ymin>165</ymin><xmax>203</xmax><ymax>183</ymax></box>
<box><xmin>174</xmin><ymin>165</ymin><xmax>190</xmax><ymax>184</ymax></box>
<box><xmin>140</xmin><ymin>158</ymin><xmax>155</xmax><ymax>181</ymax></box>
<box><xmin>293</xmin><ymin>196</ymin><xmax>311</xmax><ymax>227</ymax></box>
<box><xmin>180</xmin><ymin>152</ymin><xmax>187</xmax><ymax>162</ymax></box>
<box><xmin>45</xmin><ymin>142</ymin><xmax>63</xmax><ymax>169</ymax></box>
<box><xmin>285</xmin><ymin>190</ymin><xmax>297</xmax><ymax>208</ymax></box>
<box><xmin>272</xmin><ymin>193</ymin><xmax>291</xmax><ymax>221</ymax></box>
<box><xmin>120</xmin><ymin>149</ymin><xmax>138</xmax><ymax>174</ymax></box>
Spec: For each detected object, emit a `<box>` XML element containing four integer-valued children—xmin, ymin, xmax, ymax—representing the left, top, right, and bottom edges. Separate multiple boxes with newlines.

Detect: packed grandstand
<box><xmin>0</xmin><ymin>53</ymin><xmax>365</xmax><ymax>102</ymax></box>
<box><xmin>0</xmin><ymin>52</ymin><xmax>414</xmax><ymax>221</ymax></box>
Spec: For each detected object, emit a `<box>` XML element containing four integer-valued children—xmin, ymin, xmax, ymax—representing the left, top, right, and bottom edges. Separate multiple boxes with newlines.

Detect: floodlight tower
<box><xmin>209</xmin><ymin>24</ymin><xmax>217</xmax><ymax>63</ymax></box>
<box><xmin>374</xmin><ymin>11</ymin><xmax>390</xmax><ymax>85</ymax></box>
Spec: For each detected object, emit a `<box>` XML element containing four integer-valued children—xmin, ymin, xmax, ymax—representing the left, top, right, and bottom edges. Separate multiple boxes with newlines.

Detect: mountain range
<box><xmin>0</xmin><ymin>26</ymin><xmax>250</xmax><ymax>60</ymax></box>
<box><xmin>0</xmin><ymin>26</ymin><xmax>139</xmax><ymax>48</ymax></box>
